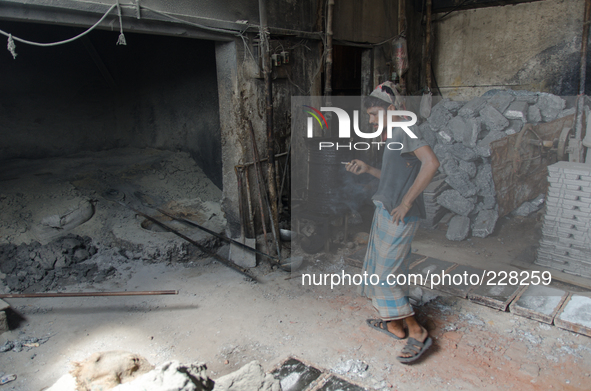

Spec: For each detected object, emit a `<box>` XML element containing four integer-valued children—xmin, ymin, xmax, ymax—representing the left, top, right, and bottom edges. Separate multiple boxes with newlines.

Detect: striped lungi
<box><xmin>358</xmin><ymin>201</ymin><xmax>419</xmax><ymax>320</ymax></box>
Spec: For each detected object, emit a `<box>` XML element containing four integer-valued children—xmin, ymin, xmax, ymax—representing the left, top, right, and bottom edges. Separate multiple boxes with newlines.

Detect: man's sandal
<box><xmin>396</xmin><ymin>337</ymin><xmax>433</xmax><ymax>364</ymax></box>
<box><xmin>366</xmin><ymin>318</ymin><xmax>407</xmax><ymax>340</ymax></box>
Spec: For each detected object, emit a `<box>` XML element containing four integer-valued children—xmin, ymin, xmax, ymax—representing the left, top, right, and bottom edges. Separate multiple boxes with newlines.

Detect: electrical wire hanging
<box><xmin>0</xmin><ymin>3</ymin><xmax>118</xmax><ymax>58</ymax></box>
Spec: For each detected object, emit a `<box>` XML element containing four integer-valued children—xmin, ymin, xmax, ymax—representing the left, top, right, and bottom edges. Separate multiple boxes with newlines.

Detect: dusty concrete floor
<box><xmin>1</xmin><ymin>151</ymin><xmax>590</xmax><ymax>390</ymax></box>
<box><xmin>1</xmin><ymin>221</ymin><xmax>591</xmax><ymax>391</ymax></box>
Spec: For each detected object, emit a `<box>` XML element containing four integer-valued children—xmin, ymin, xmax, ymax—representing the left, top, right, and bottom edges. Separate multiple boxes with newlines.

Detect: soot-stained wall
<box><xmin>0</xmin><ymin>21</ymin><xmax>222</xmax><ymax>188</ymax></box>
<box><xmin>433</xmin><ymin>0</ymin><xmax>590</xmax><ymax>99</ymax></box>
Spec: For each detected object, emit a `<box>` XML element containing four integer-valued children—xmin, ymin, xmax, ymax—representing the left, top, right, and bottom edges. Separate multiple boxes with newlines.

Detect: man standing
<box><xmin>346</xmin><ymin>81</ymin><xmax>440</xmax><ymax>364</ymax></box>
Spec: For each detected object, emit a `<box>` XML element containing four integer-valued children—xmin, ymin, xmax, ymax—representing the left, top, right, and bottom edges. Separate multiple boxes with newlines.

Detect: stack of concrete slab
<box><xmin>536</xmin><ymin>161</ymin><xmax>591</xmax><ymax>278</ymax></box>
<box><xmin>420</xmin><ymin>175</ymin><xmax>451</xmax><ymax>229</ymax></box>
<box><xmin>421</xmin><ymin>90</ymin><xmax>571</xmax><ymax>240</ymax></box>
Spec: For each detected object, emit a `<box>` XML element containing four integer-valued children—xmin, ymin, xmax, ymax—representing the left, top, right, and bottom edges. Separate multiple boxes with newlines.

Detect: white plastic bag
<box><xmin>420</xmin><ymin>92</ymin><xmax>432</xmax><ymax>119</ymax></box>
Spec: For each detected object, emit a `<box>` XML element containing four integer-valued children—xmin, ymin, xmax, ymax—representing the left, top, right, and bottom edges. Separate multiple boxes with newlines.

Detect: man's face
<box><xmin>366</xmin><ymin>104</ymin><xmax>395</xmax><ymax>130</ymax></box>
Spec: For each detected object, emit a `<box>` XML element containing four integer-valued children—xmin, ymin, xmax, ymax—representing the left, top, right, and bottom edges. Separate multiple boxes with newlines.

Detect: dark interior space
<box><xmin>331</xmin><ymin>44</ymin><xmax>363</xmax><ymax>96</ymax></box>
<box><xmin>0</xmin><ymin>21</ymin><xmax>222</xmax><ymax>189</ymax></box>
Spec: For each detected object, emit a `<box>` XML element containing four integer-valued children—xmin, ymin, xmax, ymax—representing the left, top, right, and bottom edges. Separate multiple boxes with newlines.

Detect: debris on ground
<box><xmin>0</xmin><ymin>335</ymin><xmax>50</xmax><ymax>353</ymax></box>
<box><xmin>71</xmin><ymin>351</ymin><xmax>154</xmax><ymax>391</ymax></box>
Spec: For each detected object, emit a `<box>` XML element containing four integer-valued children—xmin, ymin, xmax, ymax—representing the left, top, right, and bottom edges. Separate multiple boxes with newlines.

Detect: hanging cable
<box><xmin>116</xmin><ymin>0</ymin><xmax>127</xmax><ymax>45</ymax></box>
<box><xmin>0</xmin><ymin>3</ymin><xmax>117</xmax><ymax>58</ymax></box>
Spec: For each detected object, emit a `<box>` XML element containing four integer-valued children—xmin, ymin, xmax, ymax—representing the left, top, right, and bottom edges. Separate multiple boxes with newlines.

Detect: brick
<box><xmin>447</xmin><ymin>115</ymin><xmax>469</xmax><ymax>144</ymax></box>
<box><xmin>441</xmin><ymin>99</ymin><xmax>465</xmax><ymax>114</ymax></box>
<box><xmin>514</xmin><ymin>93</ymin><xmax>538</xmax><ymax>104</ymax></box>
<box><xmin>480</xmin><ymin>104</ymin><xmax>509</xmax><ymax>132</ymax></box>
<box><xmin>534</xmin><ymin>93</ymin><xmax>566</xmax><ymax>122</ymax></box>
<box><xmin>488</xmin><ymin>93</ymin><xmax>514</xmax><ymax>114</ymax></box>
<box><xmin>446</xmin><ymin>215</ymin><xmax>471</xmax><ymax>241</ymax></box>
<box><xmin>475</xmin><ymin>163</ymin><xmax>496</xmax><ymax>197</ymax></box>
<box><xmin>458</xmin><ymin>160</ymin><xmax>477</xmax><ymax>178</ymax></box>
<box><xmin>504</xmin><ymin>101</ymin><xmax>528</xmax><ymax>121</ymax></box>
<box><xmin>437</xmin><ymin>129</ymin><xmax>454</xmax><ymax>144</ymax></box>
<box><xmin>427</xmin><ymin>104</ymin><xmax>453</xmax><ymax>130</ymax></box>
<box><xmin>446</xmin><ymin>173</ymin><xmax>478</xmax><ymax>197</ymax></box>
<box><xmin>459</xmin><ymin>96</ymin><xmax>488</xmax><ymax>118</ymax></box>
<box><xmin>505</xmin><ymin>119</ymin><xmax>524</xmax><ymax>135</ymax></box>
<box><xmin>471</xmin><ymin>209</ymin><xmax>498</xmax><ymax>238</ymax></box>
<box><xmin>462</xmin><ymin>117</ymin><xmax>482</xmax><ymax>148</ymax></box>
<box><xmin>449</xmin><ymin>143</ymin><xmax>479</xmax><ymax>162</ymax></box>
<box><xmin>527</xmin><ymin>105</ymin><xmax>542</xmax><ymax>123</ymax></box>
<box><xmin>437</xmin><ymin>189</ymin><xmax>475</xmax><ymax>216</ymax></box>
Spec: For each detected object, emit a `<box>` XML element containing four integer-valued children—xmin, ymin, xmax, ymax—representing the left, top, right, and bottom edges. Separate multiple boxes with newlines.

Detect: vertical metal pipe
<box><xmin>398</xmin><ymin>0</ymin><xmax>407</xmax><ymax>94</ymax></box>
<box><xmin>244</xmin><ymin>167</ymin><xmax>256</xmax><ymax>238</ymax></box>
<box><xmin>258</xmin><ymin>0</ymin><xmax>280</xmax><ymax>250</ymax></box>
<box><xmin>234</xmin><ymin>166</ymin><xmax>245</xmax><ymax>240</ymax></box>
<box><xmin>325</xmin><ymin>0</ymin><xmax>335</xmax><ymax>108</ymax></box>
<box><xmin>580</xmin><ymin>0</ymin><xmax>591</xmax><ymax>94</ymax></box>
<box><xmin>425</xmin><ymin>0</ymin><xmax>432</xmax><ymax>90</ymax></box>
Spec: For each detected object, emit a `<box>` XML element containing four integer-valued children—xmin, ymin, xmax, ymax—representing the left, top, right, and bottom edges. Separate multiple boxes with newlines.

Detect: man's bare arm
<box><xmin>390</xmin><ymin>145</ymin><xmax>440</xmax><ymax>224</ymax></box>
<box><xmin>345</xmin><ymin>159</ymin><xmax>381</xmax><ymax>179</ymax></box>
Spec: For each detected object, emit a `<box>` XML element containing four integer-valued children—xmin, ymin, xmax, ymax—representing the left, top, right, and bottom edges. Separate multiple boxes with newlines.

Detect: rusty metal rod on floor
<box><xmin>0</xmin><ymin>290</ymin><xmax>178</xmax><ymax>299</ymax></box>
<box><xmin>106</xmin><ymin>197</ymin><xmax>258</xmax><ymax>282</ymax></box>
<box><xmin>153</xmin><ymin>206</ymin><xmax>281</xmax><ymax>264</ymax></box>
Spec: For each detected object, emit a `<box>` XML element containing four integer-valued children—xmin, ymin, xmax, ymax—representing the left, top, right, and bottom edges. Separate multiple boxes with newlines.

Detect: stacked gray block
<box><xmin>535</xmin><ymin>162</ymin><xmax>591</xmax><ymax>278</ymax></box>
<box><xmin>472</xmin><ymin>209</ymin><xmax>499</xmax><ymax>238</ymax></box>
<box><xmin>446</xmin><ymin>215</ymin><xmax>471</xmax><ymax>241</ymax></box>
<box><xmin>422</xmin><ymin>90</ymin><xmax>571</xmax><ymax>241</ymax></box>
<box><xmin>421</xmin><ymin>176</ymin><xmax>451</xmax><ymax>229</ymax></box>
<box><xmin>437</xmin><ymin>190</ymin><xmax>475</xmax><ymax>216</ymax></box>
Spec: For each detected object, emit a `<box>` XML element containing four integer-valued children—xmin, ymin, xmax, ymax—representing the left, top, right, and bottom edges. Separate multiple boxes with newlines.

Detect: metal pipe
<box><xmin>0</xmin><ymin>290</ymin><xmax>178</xmax><ymax>299</ymax></box>
<box><xmin>278</xmin><ymin>140</ymin><xmax>292</xmax><ymax>205</ymax></box>
<box><xmin>248</xmin><ymin>121</ymin><xmax>272</xmax><ymax>255</ymax></box>
<box><xmin>153</xmin><ymin>207</ymin><xmax>281</xmax><ymax>264</ymax></box>
<box><xmin>234</xmin><ymin>166</ymin><xmax>246</xmax><ymax>240</ymax></box>
<box><xmin>258</xmin><ymin>0</ymin><xmax>280</xmax><ymax>243</ymax></box>
<box><xmin>580</xmin><ymin>0</ymin><xmax>591</xmax><ymax>94</ymax></box>
<box><xmin>243</xmin><ymin>167</ymin><xmax>256</xmax><ymax>238</ymax></box>
<box><xmin>425</xmin><ymin>0</ymin><xmax>432</xmax><ymax>90</ymax></box>
<box><xmin>324</xmin><ymin>0</ymin><xmax>335</xmax><ymax>102</ymax></box>
<box><xmin>234</xmin><ymin>152</ymin><xmax>288</xmax><ymax>169</ymax></box>
<box><xmin>398</xmin><ymin>0</ymin><xmax>407</xmax><ymax>94</ymax></box>
<box><xmin>108</xmin><ymin>198</ymin><xmax>258</xmax><ymax>281</ymax></box>
<box><xmin>249</xmin><ymin>121</ymin><xmax>282</xmax><ymax>259</ymax></box>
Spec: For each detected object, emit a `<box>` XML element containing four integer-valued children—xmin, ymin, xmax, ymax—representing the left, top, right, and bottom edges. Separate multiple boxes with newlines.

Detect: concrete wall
<box><xmin>433</xmin><ymin>0</ymin><xmax>589</xmax><ymax>99</ymax></box>
<box><xmin>333</xmin><ymin>0</ymin><xmax>398</xmax><ymax>43</ymax></box>
<box><xmin>216</xmin><ymin>35</ymin><xmax>323</xmax><ymax>236</ymax></box>
<box><xmin>0</xmin><ymin>21</ymin><xmax>222</xmax><ymax>187</ymax></box>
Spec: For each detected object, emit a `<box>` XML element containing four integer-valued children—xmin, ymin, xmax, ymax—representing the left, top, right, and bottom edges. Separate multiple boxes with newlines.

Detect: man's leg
<box><xmin>399</xmin><ymin>316</ymin><xmax>428</xmax><ymax>358</ymax></box>
<box><xmin>368</xmin><ymin>318</ymin><xmax>406</xmax><ymax>339</ymax></box>
<box><xmin>387</xmin><ymin>319</ymin><xmax>406</xmax><ymax>339</ymax></box>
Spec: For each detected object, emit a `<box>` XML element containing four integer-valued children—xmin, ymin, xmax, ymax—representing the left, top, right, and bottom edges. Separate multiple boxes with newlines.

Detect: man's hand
<box><xmin>345</xmin><ymin>159</ymin><xmax>370</xmax><ymax>175</ymax></box>
<box><xmin>390</xmin><ymin>203</ymin><xmax>411</xmax><ymax>225</ymax></box>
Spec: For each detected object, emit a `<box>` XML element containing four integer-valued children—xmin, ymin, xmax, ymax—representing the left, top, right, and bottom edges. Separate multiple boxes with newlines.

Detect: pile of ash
<box><xmin>0</xmin><ymin>234</ymin><xmax>117</xmax><ymax>293</ymax></box>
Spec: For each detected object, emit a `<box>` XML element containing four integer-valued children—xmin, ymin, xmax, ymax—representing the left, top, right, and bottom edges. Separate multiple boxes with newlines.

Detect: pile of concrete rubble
<box><xmin>45</xmin><ymin>350</ymin><xmax>279</xmax><ymax>391</ymax></box>
<box><xmin>418</xmin><ymin>90</ymin><xmax>572</xmax><ymax>241</ymax></box>
<box><xmin>0</xmin><ymin>234</ymin><xmax>117</xmax><ymax>292</ymax></box>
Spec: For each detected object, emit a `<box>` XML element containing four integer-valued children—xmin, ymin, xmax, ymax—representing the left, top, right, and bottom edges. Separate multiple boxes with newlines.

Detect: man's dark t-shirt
<box><xmin>371</xmin><ymin>125</ymin><xmax>428</xmax><ymax>219</ymax></box>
